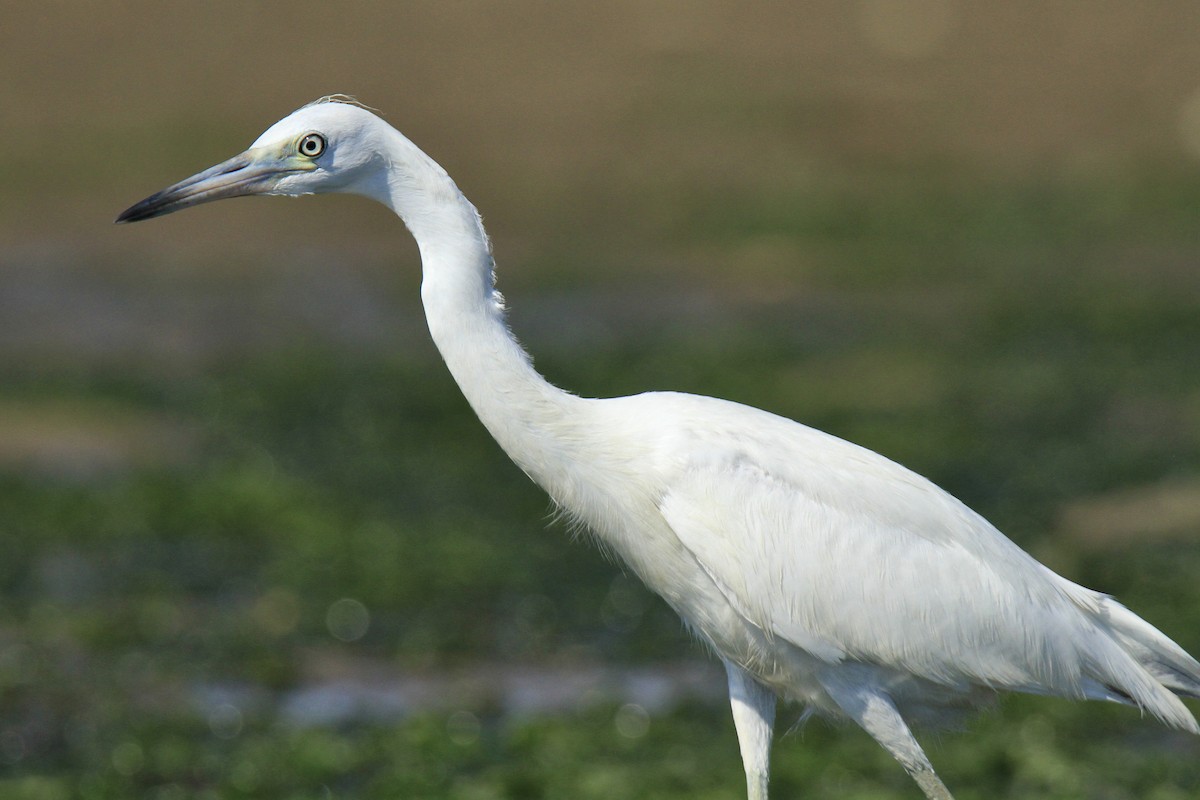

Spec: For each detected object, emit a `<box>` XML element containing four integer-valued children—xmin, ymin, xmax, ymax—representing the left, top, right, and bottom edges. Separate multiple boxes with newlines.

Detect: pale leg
<box><xmin>724</xmin><ymin>660</ymin><xmax>776</xmax><ymax>800</ymax></box>
<box><xmin>821</xmin><ymin>677</ymin><xmax>955</xmax><ymax>800</ymax></box>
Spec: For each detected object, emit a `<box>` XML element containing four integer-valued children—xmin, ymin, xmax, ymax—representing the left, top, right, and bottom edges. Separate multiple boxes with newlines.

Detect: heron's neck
<box><xmin>374</xmin><ymin>132</ymin><xmax>585</xmax><ymax>492</ymax></box>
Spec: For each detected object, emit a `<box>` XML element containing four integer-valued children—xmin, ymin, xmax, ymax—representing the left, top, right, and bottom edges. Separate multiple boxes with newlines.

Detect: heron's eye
<box><xmin>298</xmin><ymin>133</ymin><xmax>326</xmax><ymax>158</ymax></box>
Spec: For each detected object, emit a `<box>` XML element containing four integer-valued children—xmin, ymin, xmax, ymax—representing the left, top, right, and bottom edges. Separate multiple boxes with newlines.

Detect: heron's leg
<box><xmin>821</xmin><ymin>678</ymin><xmax>955</xmax><ymax>800</ymax></box>
<box><xmin>724</xmin><ymin>661</ymin><xmax>776</xmax><ymax>800</ymax></box>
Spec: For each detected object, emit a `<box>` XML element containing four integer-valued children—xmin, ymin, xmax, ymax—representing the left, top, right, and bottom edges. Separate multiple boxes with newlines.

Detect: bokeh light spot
<box><xmin>326</xmin><ymin>597</ymin><xmax>370</xmax><ymax>642</ymax></box>
<box><xmin>614</xmin><ymin>703</ymin><xmax>650</xmax><ymax>739</ymax></box>
<box><xmin>446</xmin><ymin>710</ymin><xmax>482</xmax><ymax>746</ymax></box>
<box><xmin>1177</xmin><ymin>89</ymin><xmax>1200</xmax><ymax>161</ymax></box>
<box><xmin>111</xmin><ymin>741</ymin><xmax>144</xmax><ymax>776</ymax></box>
<box><xmin>207</xmin><ymin>702</ymin><xmax>244</xmax><ymax>740</ymax></box>
<box><xmin>858</xmin><ymin>0</ymin><xmax>956</xmax><ymax>59</ymax></box>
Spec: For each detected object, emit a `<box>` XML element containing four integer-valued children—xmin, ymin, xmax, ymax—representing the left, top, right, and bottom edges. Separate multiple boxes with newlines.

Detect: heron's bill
<box><xmin>116</xmin><ymin>147</ymin><xmax>310</xmax><ymax>223</ymax></box>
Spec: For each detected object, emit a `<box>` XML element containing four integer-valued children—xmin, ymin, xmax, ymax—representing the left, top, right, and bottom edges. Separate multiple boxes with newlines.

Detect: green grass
<box><xmin>5</xmin><ymin>169</ymin><xmax>1200</xmax><ymax>797</ymax></box>
<box><xmin>3</xmin><ymin>695</ymin><xmax>1199</xmax><ymax>799</ymax></box>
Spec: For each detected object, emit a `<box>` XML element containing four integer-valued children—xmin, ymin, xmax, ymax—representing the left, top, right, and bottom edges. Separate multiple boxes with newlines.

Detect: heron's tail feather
<box><xmin>1101</xmin><ymin>598</ymin><xmax>1200</xmax><ymax>701</ymax></box>
<box><xmin>1068</xmin><ymin>587</ymin><xmax>1200</xmax><ymax>733</ymax></box>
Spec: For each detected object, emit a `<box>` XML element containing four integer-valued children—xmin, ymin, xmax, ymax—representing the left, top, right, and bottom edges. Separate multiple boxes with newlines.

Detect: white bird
<box><xmin>117</xmin><ymin>97</ymin><xmax>1200</xmax><ymax>800</ymax></box>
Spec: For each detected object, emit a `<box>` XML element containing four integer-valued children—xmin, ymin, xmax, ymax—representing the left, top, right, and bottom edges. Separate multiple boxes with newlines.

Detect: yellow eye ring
<box><xmin>299</xmin><ymin>133</ymin><xmax>326</xmax><ymax>158</ymax></box>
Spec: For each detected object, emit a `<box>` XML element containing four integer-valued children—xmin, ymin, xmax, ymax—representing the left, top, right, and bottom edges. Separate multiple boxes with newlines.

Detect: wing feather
<box><xmin>646</xmin><ymin>393</ymin><xmax>1097</xmax><ymax>692</ymax></box>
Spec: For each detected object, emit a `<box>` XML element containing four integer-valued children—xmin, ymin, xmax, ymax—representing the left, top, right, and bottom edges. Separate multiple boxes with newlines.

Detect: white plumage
<box><xmin>118</xmin><ymin>97</ymin><xmax>1200</xmax><ymax>800</ymax></box>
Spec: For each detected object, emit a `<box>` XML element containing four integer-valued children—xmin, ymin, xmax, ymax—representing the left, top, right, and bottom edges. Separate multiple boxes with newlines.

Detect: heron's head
<box><xmin>117</xmin><ymin>97</ymin><xmax>388</xmax><ymax>223</ymax></box>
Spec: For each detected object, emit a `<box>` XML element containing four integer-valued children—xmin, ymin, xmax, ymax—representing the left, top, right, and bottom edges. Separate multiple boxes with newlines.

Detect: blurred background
<box><xmin>4</xmin><ymin>2</ymin><xmax>1200</xmax><ymax>798</ymax></box>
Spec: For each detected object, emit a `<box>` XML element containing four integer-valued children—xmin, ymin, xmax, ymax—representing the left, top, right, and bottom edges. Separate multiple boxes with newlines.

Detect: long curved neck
<box><xmin>368</xmin><ymin>127</ymin><xmax>585</xmax><ymax>493</ymax></box>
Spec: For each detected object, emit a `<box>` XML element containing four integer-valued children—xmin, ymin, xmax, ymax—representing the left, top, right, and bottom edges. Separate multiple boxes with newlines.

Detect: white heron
<box><xmin>117</xmin><ymin>97</ymin><xmax>1200</xmax><ymax>799</ymax></box>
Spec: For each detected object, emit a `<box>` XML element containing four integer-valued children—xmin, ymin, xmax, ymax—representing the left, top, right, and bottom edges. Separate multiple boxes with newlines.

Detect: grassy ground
<box><xmin>6</xmin><ymin>201</ymin><xmax>1200</xmax><ymax>796</ymax></box>
<box><xmin>5</xmin><ymin>3</ymin><xmax>1200</xmax><ymax>798</ymax></box>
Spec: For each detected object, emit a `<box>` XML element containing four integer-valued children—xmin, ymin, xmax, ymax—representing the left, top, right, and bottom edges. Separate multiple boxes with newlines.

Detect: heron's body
<box><xmin>118</xmin><ymin>98</ymin><xmax>1200</xmax><ymax>799</ymax></box>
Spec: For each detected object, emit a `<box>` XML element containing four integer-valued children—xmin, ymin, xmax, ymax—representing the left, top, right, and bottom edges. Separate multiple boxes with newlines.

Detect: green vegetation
<box><xmin>8</xmin><ymin>3</ymin><xmax>1200</xmax><ymax>790</ymax></box>
<box><xmin>4</xmin><ymin>167</ymin><xmax>1200</xmax><ymax>797</ymax></box>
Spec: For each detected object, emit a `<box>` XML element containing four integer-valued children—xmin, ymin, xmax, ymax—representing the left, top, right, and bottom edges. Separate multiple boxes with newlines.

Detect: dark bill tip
<box><xmin>115</xmin><ymin>192</ymin><xmax>173</xmax><ymax>224</ymax></box>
